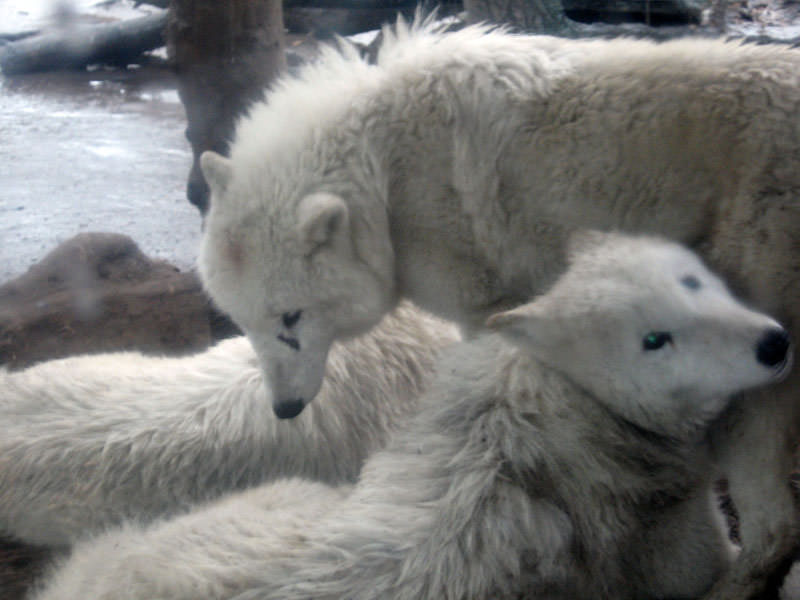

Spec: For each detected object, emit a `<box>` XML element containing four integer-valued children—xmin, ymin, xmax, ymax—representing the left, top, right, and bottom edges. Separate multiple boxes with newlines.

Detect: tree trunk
<box><xmin>168</xmin><ymin>0</ymin><xmax>286</xmax><ymax>215</ymax></box>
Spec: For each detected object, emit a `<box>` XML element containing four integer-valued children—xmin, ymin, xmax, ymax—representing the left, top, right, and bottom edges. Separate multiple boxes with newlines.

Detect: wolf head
<box><xmin>487</xmin><ymin>232</ymin><xmax>792</xmax><ymax>439</ymax></box>
<box><xmin>198</xmin><ymin>151</ymin><xmax>396</xmax><ymax>418</ymax></box>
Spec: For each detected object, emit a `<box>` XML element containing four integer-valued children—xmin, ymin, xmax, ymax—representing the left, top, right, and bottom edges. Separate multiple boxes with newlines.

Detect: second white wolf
<box><xmin>32</xmin><ymin>233</ymin><xmax>792</xmax><ymax>600</ymax></box>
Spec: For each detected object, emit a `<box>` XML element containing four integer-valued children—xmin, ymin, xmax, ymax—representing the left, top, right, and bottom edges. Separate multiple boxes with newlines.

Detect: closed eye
<box><xmin>642</xmin><ymin>331</ymin><xmax>673</xmax><ymax>351</ymax></box>
<box><xmin>282</xmin><ymin>310</ymin><xmax>302</xmax><ymax>329</ymax></box>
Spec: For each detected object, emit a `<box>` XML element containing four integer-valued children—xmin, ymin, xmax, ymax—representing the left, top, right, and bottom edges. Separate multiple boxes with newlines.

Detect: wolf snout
<box><xmin>755</xmin><ymin>327</ymin><xmax>792</xmax><ymax>370</ymax></box>
<box><xmin>274</xmin><ymin>398</ymin><xmax>307</xmax><ymax>419</ymax></box>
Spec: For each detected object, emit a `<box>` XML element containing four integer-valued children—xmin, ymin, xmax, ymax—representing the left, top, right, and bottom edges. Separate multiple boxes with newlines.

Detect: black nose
<box><xmin>756</xmin><ymin>328</ymin><xmax>791</xmax><ymax>367</ymax></box>
<box><xmin>274</xmin><ymin>398</ymin><xmax>306</xmax><ymax>419</ymax></box>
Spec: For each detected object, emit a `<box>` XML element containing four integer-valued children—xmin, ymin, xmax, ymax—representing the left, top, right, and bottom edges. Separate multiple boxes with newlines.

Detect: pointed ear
<box><xmin>296</xmin><ymin>193</ymin><xmax>349</xmax><ymax>255</ymax></box>
<box><xmin>200</xmin><ymin>151</ymin><xmax>233</xmax><ymax>196</ymax></box>
<box><xmin>486</xmin><ymin>302</ymin><xmax>555</xmax><ymax>348</ymax></box>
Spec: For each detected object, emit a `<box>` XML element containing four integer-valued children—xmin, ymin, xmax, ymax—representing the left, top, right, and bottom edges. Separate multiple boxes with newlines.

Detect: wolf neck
<box><xmin>382</xmin><ymin>339</ymin><xmax>700</xmax><ymax>520</ymax></box>
<box><xmin>355</xmin><ymin>337</ymin><xmax>702</xmax><ymax>596</ymax></box>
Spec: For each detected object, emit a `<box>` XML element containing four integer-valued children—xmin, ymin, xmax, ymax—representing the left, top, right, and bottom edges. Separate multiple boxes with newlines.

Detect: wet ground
<box><xmin>0</xmin><ymin>0</ymin><xmax>201</xmax><ymax>284</ymax></box>
<box><xmin>0</xmin><ymin>64</ymin><xmax>201</xmax><ymax>283</ymax></box>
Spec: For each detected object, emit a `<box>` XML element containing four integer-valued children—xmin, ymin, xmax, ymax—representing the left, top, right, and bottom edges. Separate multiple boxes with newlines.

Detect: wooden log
<box><xmin>0</xmin><ymin>30</ymin><xmax>37</xmax><ymax>46</ymax></box>
<box><xmin>0</xmin><ymin>11</ymin><xmax>167</xmax><ymax>75</ymax></box>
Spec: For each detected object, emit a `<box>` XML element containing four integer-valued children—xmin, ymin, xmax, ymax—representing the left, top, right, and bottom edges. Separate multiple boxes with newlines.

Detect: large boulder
<box><xmin>0</xmin><ymin>232</ymin><xmax>235</xmax><ymax>370</ymax></box>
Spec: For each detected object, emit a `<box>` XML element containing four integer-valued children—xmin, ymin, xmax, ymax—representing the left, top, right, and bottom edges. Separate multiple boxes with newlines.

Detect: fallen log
<box><xmin>0</xmin><ymin>11</ymin><xmax>167</xmax><ymax>75</ymax></box>
<box><xmin>0</xmin><ymin>30</ymin><xmax>37</xmax><ymax>46</ymax></box>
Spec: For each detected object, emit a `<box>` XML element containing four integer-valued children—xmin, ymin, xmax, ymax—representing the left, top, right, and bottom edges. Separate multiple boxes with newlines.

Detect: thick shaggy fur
<box><xmin>31</xmin><ymin>234</ymin><xmax>792</xmax><ymax>600</ymax></box>
<box><xmin>0</xmin><ymin>302</ymin><xmax>458</xmax><ymax>548</ymax></box>
<box><xmin>199</xmin><ymin>21</ymin><xmax>800</xmax><ymax>596</ymax></box>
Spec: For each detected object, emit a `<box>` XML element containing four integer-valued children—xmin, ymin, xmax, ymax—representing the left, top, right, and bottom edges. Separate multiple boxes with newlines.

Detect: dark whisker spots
<box><xmin>278</xmin><ymin>334</ymin><xmax>301</xmax><ymax>351</ymax></box>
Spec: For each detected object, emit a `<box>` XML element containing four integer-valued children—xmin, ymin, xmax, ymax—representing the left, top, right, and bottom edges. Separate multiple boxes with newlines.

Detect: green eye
<box><xmin>643</xmin><ymin>332</ymin><xmax>673</xmax><ymax>351</ymax></box>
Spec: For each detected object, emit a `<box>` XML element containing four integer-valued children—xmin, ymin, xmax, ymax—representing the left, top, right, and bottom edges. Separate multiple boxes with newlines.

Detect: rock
<box><xmin>0</xmin><ymin>232</ymin><xmax>236</xmax><ymax>370</ymax></box>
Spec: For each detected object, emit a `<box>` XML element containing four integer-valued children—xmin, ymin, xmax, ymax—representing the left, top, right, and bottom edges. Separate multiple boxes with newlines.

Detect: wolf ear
<box><xmin>486</xmin><ymin>303</ymin><xmax>555</xmax><ymax>348</ymax></box>
<box><xmin>200</xmin><ymin>151</ymin><xmax>233</xmax><ymax>197</ymax></box>
<box><xmin>297</xmin><ymin>193</ymin><xmax>349</xmax><ymax>255</ymax></box>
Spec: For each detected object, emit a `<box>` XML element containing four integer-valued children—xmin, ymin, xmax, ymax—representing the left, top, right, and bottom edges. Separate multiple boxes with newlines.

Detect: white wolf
<box><xmin>31</xmin><ymin>233</ymin><xmax>792</xmax><ymax>600</ymax></box>
<box><xmin>0</xmin><ymin>302</ymin><xmax>458</xmax><ymax>548</ymax></box>
<box><xmin>198</xmin><ymin>20</ymin><xmax>800</xmax><ymax>596</ymax></box>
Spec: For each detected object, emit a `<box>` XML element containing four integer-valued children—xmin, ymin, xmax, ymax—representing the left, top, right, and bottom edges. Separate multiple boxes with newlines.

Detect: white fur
<box><xmin>0</xmin><ymin>301</ymin><xmax>458</xmax><ymax>547</ymax></box>
<box><xmin>199</xmin><ymin>22</ymin><xmax>800</xmax><ymax>596</ymax></box>
<box><xmin>32</xmin><ymin>233</ymin><xmax>791</xmax><ymax>600</ymax></box>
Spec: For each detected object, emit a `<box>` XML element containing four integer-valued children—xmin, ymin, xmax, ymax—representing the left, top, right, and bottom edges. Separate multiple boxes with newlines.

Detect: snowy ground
<box><xmin>0</xmin><ymin>0</ymin><xmax>201</xmax><ymax>283</ymax></box>
<box><xmin>0</xmin><ymin>66</ymin><xmax>201</xmax><ymax>283</ymax></box>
